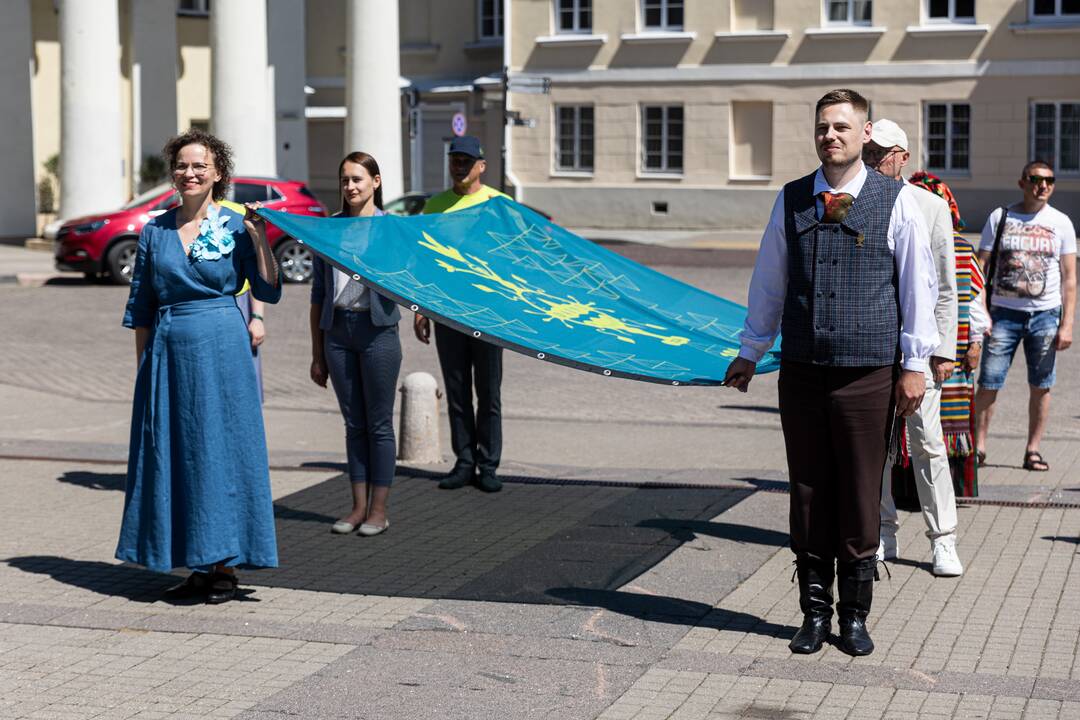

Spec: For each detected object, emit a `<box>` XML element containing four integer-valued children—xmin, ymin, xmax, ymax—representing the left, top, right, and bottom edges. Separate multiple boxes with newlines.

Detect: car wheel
<box><xmin>106</xmin><ymin>238</ymin><xmax>138</xmax><ymax>285</ymax></box>
<box><xmin>274</xmin><ymin>238</ymin><xmax>313</xmax><ymax>283</ymax></box>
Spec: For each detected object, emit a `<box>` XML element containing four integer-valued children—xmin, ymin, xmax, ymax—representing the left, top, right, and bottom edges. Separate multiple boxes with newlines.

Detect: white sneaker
<box><xmin>876</xmin><ymin>534</ymin><xmax>898</xmax><ymax>561</ymax></box>
<box><xmin>932</xmin><ymin>535</ymin><xmax>964</xmax><ymax>577</ymax></box>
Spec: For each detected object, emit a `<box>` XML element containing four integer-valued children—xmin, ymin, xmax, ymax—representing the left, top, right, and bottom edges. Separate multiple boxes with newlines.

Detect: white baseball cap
<box><xmin>870</xmin><ymin>119</ymin><xmax>909</xmax><ymax>151</ymax></box>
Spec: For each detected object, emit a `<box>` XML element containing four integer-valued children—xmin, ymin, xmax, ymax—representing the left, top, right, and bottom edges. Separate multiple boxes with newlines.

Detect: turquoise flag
<box><xmin>259</xmin><ymin>198</ymin><xmax>778</xmax><ymax>385</ymax></box>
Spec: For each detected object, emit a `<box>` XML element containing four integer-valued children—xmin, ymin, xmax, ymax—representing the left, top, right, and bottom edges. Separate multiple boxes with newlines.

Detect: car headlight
<box><xmin>72</xmin><ymin>219</ymin><xmax>107</xmax><ymax>234</ymax></box>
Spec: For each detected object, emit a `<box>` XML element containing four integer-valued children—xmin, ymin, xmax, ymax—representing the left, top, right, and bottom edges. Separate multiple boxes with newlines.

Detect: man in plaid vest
<box><xmin>725</xmin><ymin>89</ymin><xmax>939</xmax><ymax>657</ymax></box>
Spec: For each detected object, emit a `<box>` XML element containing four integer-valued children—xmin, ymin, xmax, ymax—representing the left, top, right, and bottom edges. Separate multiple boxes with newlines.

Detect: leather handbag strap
<box><xmin>984</xmin><ymin>206</ymin><xmax>1008</xmax><ymax>305</ymax></box>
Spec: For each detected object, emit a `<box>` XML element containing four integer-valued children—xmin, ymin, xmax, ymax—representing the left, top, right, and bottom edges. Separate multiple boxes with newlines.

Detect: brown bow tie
<box><xmin>819</xmin><ymin>191</ymin><xmax>854</xmax><ymax>223</ymax></box>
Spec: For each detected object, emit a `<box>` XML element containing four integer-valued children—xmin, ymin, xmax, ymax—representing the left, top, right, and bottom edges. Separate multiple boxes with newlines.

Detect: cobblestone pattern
<box><xmin>675</xmin><ymin>502</ymin><xmax>1080</xmax><ymax>678</ymax></box>
<box><xmin>0</xmin><ymin>623</ymin><xmax>353</xmax><ymax>720</ymax></box>
<box><xmin>0</xmin><ymin>462</ymin><xmax>432</xmax><ymax>630</ymax></box>
<box><xmin>597</xmin><ymin>668</ymin><xmax>1080</xmax><ymax>720</ymax></box>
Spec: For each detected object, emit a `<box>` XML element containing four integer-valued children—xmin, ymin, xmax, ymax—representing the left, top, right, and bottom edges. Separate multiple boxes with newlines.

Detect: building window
<box><xmin>1032</xmin><ymin>102</ymin><xmax>1080</xmax><ymax>174</ymax></box>
<box><xmin>555</xmin><ymin>106</ymin><xmax>594</xmax><ymax>172</ymax></box>
<box><xmin>927</xmin><ymin>0</ymin><xmax>975</xmax><ymax>22</ymax></box>
<box><xmin>642</xmin><ymin>0</ymin><xmax>684</xmax><ymax>31</ymax></box>
<box><xmin>177</xmin><ymin>0</ymin><xmax>210</xmax><ymax>16</ymax></box>
<box><xmin>825</xmin><ymin>0</ymin><xmax>872</xmax><ymax>24</ymax></box>
<box><xmin>1030</xmin><ymin>0</ymin><xmax>1080</xmax><ymax>21</ymax></box>
<box><xmin>925</xmin><ymin>103</ymin><xmax>971</xmax><ymax>173</ymax></box>
<box><xmin>478</xmin><ymin>0</ymin><xmax>504</xmax><ymax>39</ymax></box>
<box><xmin>642</xmin><ymin>105</ymin><xmax>683</xmax><ymax>174</ymax></box>
<box><xmin>557</xmin><ymin>0</ymin><xmax>592</xmax><ymax>33</ymax></box>
<box><xmin>730</xmin><ymin>102</ymin><xmax>773</xmax><ymax>178</ymax></box>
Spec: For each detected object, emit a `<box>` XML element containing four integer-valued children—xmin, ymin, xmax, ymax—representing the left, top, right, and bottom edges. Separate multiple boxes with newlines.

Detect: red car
<box><xmin>54</xmin><ymin>177</ymin><xmax>328</xmax><ymax>284</ymax></box>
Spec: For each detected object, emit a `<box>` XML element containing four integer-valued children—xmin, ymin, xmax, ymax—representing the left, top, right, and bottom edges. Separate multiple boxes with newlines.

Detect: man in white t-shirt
<box><xmin>975</xmin><ymin>160</ymin><xmax>1077</xmax><ymax>472</ymax></box>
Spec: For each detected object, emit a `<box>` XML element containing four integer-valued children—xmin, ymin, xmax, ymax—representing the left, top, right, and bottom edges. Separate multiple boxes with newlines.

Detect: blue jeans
<box><xmin>978</xmin><ymin>306</ymin><xmax>1061</xmax><ymax>390</ymax></box>
<box><xmin>324</xmin><ymin>311</ymin><xmax>402</xmax><ymax>486</ymax></box>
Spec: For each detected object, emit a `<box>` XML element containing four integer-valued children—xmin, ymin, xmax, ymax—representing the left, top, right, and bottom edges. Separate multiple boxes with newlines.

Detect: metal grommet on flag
<box><xmin>410</xmin><ymin>304</ymin><xmax>419</xmax><ymax>312</ymax></box>
<box><xmin>537</xmin><ymin>353</ymin><xmax>545</xmax><ymax>359</ymax></box>
<box><xmin>352</xmin><ymin>274</ymin><xmax>361</xmax><ymax>281</ymax></box>
<box><xmin>473</xmin><ymin>331</ymin><xmax>481</xmax><ymax>338</ymax></box>
<box><xmin>672</xmin><ymin>381</ymin><xmax>680</xmax><ymax>386</ymax></box>
<box><xmin>603</xmin><ymin>370</ymin><xmax>612</xmax><ymax>376</ymax></box>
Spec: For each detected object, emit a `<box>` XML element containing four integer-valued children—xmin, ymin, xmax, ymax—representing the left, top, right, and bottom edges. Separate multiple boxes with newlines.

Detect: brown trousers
<box><xmin>778</xmin><ymin>361</ymin><xmax>897</xmax><ymax>563</ymax></box>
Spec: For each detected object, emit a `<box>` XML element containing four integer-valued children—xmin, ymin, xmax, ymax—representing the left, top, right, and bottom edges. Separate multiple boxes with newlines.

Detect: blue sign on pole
<box><xmin>451</xmin><ymin>112</ymin><xmax>467</xmax><ymax>137</ymax></box>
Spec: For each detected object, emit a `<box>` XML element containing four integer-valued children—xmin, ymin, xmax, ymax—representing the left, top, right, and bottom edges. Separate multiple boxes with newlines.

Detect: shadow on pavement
<box><xmin>5</xmin><ymin>556</ymin><xmax>260</xmax><ymax>604</ymax></box>
<box><xmin>886</xmin><ymin>557</ymin><xmax>933</xmax><ymax>573</ymax></box>
<box><xmin>1042</xmin><ymin>535</ymin><xmax>1080</xmax><ymax>545</ymax></box>
<box><xmin>715</xmin><ymin>404</ymin><xmax>780</xmax><ymax>415</ymax></box>
<box><xmin>57</xmin><ymin>470</ymin><xmax>126</xmax><ymax>491</ymax></box>
<box><xmin>545</xmin><ymin>587</ymin><xmax>792</xmax><ymax>639</ymax></box>
<box><xmin>249</xmin><ymin>471</ymin><xmax>754</xmax><ymax>605</ymax></box>
<box><xmin>731</xmin><ymin>476</ymin><xmax>789</xmax><ymax>493</ymax></box>
<box><xmin>638</xmin><ymin>518</ymin><xmax>788</xmax><ymax>547</ymax></box>
<box><xmin>31</xmin><ymin>469</ymin><xmax>781</xmax><ymax>625</ymax></box>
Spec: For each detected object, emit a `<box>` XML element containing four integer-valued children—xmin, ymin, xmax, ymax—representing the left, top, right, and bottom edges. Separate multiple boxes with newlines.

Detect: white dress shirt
<box><xmin>738</xmin><ymin>163</ymin><xmax>939</xmax><ymax>373</ymax></box>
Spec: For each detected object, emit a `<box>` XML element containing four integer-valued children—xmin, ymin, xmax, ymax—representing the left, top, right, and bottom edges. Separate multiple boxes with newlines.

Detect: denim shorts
<box><xmin>978</xmin><ymin>306</ymin><xmax>1061</xmax><ymax>390</ymax></box>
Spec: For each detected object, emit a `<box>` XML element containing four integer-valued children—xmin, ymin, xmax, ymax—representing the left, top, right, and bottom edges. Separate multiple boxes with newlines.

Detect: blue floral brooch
<box><xmin>189</xmin><ymin>204</ymin><xmax>236</xmax><ymax>262</ymax></box>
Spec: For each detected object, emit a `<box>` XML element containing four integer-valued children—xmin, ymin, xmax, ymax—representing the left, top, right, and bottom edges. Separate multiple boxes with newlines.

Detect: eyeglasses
<box><xmin>173</xmin><ymin>163</ymin><xmax>215</xmax><ymax>176</ymax></box>
<box><xmin>1027</xmin><ymin>175</ymin><xmax>1055</xmax><ymax>186</ymax></box>
<box><xmin>870</xmin><ymin>148</ymin><xmax>904</xmax><ymax>168</ymax></box>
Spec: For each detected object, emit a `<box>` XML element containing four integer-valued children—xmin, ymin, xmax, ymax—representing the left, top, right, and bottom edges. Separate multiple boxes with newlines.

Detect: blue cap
<box><xmin>448</xmin><ymin>135</ymin><xmax>484</xmax><ymax>159</ymax></box>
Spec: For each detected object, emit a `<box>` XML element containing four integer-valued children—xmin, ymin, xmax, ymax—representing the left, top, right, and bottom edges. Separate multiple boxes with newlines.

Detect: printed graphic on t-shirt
<box><xmin>994</xmin><ymin>219</ymin><xmax>1057</xmax><ymax>300</ymax></box>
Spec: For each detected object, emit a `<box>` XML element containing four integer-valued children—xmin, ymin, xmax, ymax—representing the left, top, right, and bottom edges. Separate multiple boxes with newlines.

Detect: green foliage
<box><xmin>140</xmin><ymin>154</ymin><xmax>168</xmax><ymax>184</ymax></box>
<box><xmin>43</xmin><ymin>153</ymin><xmax>60</xmax><ymax>181</ymax></box>
<box><xmin>38</xmin><ymin>177</ymin><xmax>55</xmax><ymax>213</ymax></box>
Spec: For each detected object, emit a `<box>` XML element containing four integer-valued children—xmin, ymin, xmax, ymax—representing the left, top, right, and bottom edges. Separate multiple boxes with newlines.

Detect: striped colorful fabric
<box><xmin>941</xmin><ymin>235</ymin><xmax>984</xmax><ymax>496</ymax></box>
<box><xmin>895</xmin><ymin>170</ymin><xmax>985</xmax><ymax>498</ymax></box>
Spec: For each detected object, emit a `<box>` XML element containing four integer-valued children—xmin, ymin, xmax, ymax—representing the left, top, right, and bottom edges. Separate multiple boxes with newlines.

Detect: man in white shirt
<box><xmin>975</xmin><ymin>161</ymin><xmax>1077</xmax><ymax>472</ymax></box>
<box><xmin>724</xmin><ymin>89</ymin><xmax>938</xmax><ymax>658</ymax></box>
<box><xmin>863</xmin><ymin>119</ymin><xmax>964</xmax><ymax>578</ymax></box>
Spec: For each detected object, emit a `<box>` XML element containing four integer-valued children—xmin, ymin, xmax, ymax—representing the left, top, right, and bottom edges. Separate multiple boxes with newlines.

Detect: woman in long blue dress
<box><xmin>117</xmin><ymin>129</ymin><xmax>281</xmax><ymax>604</ymax></box>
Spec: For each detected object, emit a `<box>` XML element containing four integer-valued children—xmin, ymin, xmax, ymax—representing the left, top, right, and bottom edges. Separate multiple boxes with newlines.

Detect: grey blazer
<box><xmin>309</xmin><ymin>209</ymin><xmax>401</xmax><ymax>329</ymax></box>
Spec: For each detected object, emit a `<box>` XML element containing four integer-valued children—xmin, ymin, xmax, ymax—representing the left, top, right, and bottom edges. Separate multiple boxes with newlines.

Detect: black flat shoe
<box><xmin>163</xmin><ymin>572</ymin><xmax>210</xmax><ymax>600</ymax></box>
<box><xmin>206</xmin><ymin>572</ymin><xmax>239</xmax><ymax>605</ymax></box>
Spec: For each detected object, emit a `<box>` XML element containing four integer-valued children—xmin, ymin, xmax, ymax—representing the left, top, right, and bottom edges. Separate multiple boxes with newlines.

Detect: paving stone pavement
<box><xmin>4</xmin><ymin>254</ymin><xmax>1080</xmax><ymax>719</ymax></box>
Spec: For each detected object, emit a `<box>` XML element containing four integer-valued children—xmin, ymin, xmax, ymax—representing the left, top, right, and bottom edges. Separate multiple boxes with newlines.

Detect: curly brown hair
<box><xmin>162</xmin><ymin>128</ymin><xmax>234</xmax><ymax>201</ymax></box>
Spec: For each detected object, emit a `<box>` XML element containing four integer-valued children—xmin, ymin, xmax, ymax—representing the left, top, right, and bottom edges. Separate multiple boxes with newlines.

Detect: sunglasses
<box><xmin>1027</xmin><ymin>175</ymin><xmax>1055</xmax><ymax>186</ymax></box>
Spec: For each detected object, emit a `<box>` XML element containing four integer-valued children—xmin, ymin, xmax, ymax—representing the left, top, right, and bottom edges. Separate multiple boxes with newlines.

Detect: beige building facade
<box><xmin>6</xmin><ymin>0</ymin><xmax>1079</xmax><ymax>237</ymax></box>
<box><xmin>508</xmin><ymin>0</ymin><xmax>1080</xmax><ymax>230</ymax></box>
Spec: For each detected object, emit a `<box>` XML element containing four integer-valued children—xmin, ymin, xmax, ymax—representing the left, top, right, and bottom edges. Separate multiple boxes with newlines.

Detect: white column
<box><xmin>268</xmin><ymin>0</ymin><xmax>309</xmax><ymax>182</ymax></box>
<box><xmin>0</xmin><ymin>0</ymin><xmax>37</xmax><ymax>236</ymax></box>
<box><xmin>345</xmin><ymin>0</ymin><xmax>404</xmax><ymax>201</ymax></box>
<box><xmin>58</xmin><ymin>0</ymin><xmax>124</xmax><ymax>220</ymax></box>
<box><xmin>210</xmin><ymin>0</ymin><xmax>275</xmax><ymax>176</ymax></box>
<box><xmin>129</xmin><ymin>0</ymin><xmax>178</xmax><ymax>194</ymax></box>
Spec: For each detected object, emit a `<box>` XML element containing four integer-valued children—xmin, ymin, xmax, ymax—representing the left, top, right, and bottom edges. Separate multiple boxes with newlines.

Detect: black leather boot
<box><xmin>836</xmin><ymin>558</ymin><xmax>877</xmax><ymax>656</ymax></box>
<box><xmin>789</xmin><ymin>555</ymin><xmax>834</xmax><ymax>654</ymax></box>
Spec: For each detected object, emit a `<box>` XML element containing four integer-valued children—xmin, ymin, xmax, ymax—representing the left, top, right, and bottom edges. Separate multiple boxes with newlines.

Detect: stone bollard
<box><xmin>397</xmin><ymin>372</ymin><xmax>442</xmax><ymax>463</ymax></box>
